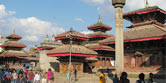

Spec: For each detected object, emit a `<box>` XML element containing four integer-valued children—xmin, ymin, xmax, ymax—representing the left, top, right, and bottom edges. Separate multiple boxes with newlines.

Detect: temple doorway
<box><xmin>83</xmin><ymin>62</ymin><xmax>92</xmax><ymax>73</ymax></box>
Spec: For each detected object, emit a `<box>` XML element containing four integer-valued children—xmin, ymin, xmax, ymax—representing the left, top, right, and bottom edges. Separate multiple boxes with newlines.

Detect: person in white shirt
<box><xmin>34</xmin><ymin>71</ymin><xmax>40</xmax><ymax>83</ymax></box>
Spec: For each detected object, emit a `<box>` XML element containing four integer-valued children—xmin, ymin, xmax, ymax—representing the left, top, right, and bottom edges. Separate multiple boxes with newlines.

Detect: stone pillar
<box><xmin>39</xmin><ymin>50</ymin><xmax>59</xmax><ymax>72</ymax></box>
<box><xmin>112</xmin><ymin>0</ymin><xmax>125</xmax><ymax>76</ymax></box>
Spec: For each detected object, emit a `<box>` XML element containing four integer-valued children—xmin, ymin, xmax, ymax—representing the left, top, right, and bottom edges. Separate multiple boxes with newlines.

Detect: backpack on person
<box><xmin>49</xmin><ymin>72</ymin><xmax>54</xmax><ymax>79</ymax></box>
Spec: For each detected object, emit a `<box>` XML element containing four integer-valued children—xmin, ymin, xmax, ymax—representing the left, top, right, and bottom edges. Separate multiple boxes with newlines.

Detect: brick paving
<box><xmin>45</xmin><ymin>72</ymin><xmax>166</xmax><ymax>83</ymax></box>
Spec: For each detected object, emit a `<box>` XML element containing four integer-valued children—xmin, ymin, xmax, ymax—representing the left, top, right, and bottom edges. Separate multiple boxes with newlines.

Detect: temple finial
<box><xmin>52</xmin><ymin>32</ymin><xmax>55</xmax><ymax>41</ymax></box>
<box><xmin>70</xmin><ymin>27</ymin><xmax>73</xmax><ymax>31</ymax></box>
<box><xmin>145</xmin><ymin>0</ymin><xmax>149</xmax><ymax>8</ymax></box>
<box><xmin>13</xmin><ymin>28</ymin><xmax>15</xmax><ymax>34</ymax></box>
<box><xmin>45</xmin><ymin>34</ymin><xmax>49</xmax><ymax>41</ymax></box>
<box><xmin>98</xmin><ymin>16</ymin><xmax>102</xmax><ymax>24</ymax></box>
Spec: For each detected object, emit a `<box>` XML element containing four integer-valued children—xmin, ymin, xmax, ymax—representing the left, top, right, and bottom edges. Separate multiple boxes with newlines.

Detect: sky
<box><xmin>0</xmin><ymin>0</ymin><xmax>165</xmax><ymax>50</ymax></box>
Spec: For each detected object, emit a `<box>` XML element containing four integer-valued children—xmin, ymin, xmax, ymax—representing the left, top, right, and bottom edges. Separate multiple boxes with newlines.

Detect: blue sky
<box><xmin>0</xmin><ymin>0</ymin><xmax>165</xmax><ymax>50</ymax></box>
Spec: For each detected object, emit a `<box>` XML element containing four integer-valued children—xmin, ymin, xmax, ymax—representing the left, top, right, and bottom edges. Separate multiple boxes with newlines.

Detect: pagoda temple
<box><xmin>47</xmin><ymin>29</ymin><xmax>97</xmax><ymax>72</ymax></box>
<box><xmin>100</xmin><ymin>6</ymin><xmax>166</xmax><ymax>70</ymax></box>
<box><xmin>85</xmin><ymin>17</ymin><xmax>115</xmax><ymax>71</ymax></box>
<box><xmin>0</xmin><ymin>31</ymin><xmax>29</xmax><ymax>69</ymax></box>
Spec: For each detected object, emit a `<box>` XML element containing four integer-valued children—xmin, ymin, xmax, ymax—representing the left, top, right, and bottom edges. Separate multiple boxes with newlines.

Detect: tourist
<box><xmin>0</xmin><ymin>69</ymin><xmax>4</xmax><ymax>83</ymax></box>
<box><xmin>23</xmin><ymin>68</ymin><xmax>28</xmax><ymax>79</ymax></box>
<box><xmin>41</xmin><ymin>72</ymin><xmax>47</xmax><ymax>83</ymax></box>
<box><xmin>47</xmin><ymin>68</ymin><xmax>55</xmax><ymax>83</ymax></box>
<box><xmin>136</xmin><ymin>73</ymin><xmax>145</xmax><ymax>83</ymax></box>
<box><xmin>74</xmin><ymin>69</ymin><xmax>77</xmax><ymax>82</ymax></box>
<box><xmin>4</xmin><ymin>70</ymin><xmax>11</xmax><ymax>83</ymax></box>
<box><xmin>67</xmin><ymin>71</ymin><xmax>71</xmax><ymax>83</ymax></box>
<box><xmin>99</xmin><ymin>71</ymin><xmax>106</xmax><ymax>83</ymax></box>
<box><xmin>16</xmin><ymin>72</ymin><xmax>27</xmax><ymax>83</ymax></box>
<box><xmin>113</xmin><ymin>74</ymin><xmax>119</xmax><ymax>83</ymax></box>
<box><xmin>28</xmin><ymin>70</ymin><xmax>34</xmax><ymax>83</ymax></box>
<box><xmin>11</xmin><ymin>70</ymin><xmax>18</xmax><ymax>83</ymax></box>
<box><xmin>146</xmin><ymin>73</ymin><xmax>153</xmax><ymax>83</ymax></box>
<box><xmin>5</xmin><ymin>64</ymin><xmax>9</xmax><ymax>71</ymax></box>
<box><xmin>119</xmin><ymin>72</ymin><xmax>130</xmax><ymax>83</ymax></box>
<box><xmin>34</xmin><ymin>71</ymin><xmax>40</xmax><ymax>83</ymax></box>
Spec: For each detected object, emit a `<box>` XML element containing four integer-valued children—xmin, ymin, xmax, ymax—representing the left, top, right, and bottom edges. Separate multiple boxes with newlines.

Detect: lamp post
<box><xmin>112</xmin><ymin>0</ymin><xmax>126</xmax><ymax>76</ymax></box>
<box><xmin>67</xmin><ymin>28</ymin><xmax>72</xmax><ymax>83</ymax></box>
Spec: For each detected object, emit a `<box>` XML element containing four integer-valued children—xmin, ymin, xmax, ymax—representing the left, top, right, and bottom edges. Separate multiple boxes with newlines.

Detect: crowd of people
<box><xmin>0</xmin><ymin>68</ymin><xmax>55</xmax><ymax>83</ymax></box>
<box><xmin>99</xmin><ymin>71</ymin><xmax>154</xmax><ymax>83</ymax></box>
<box><xmin>0</xmin><ymin>67</ymin><xmax>155</xmax><ymax>83</ymax></box>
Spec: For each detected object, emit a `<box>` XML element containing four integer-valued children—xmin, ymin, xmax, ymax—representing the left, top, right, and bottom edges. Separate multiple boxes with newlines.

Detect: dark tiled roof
<box><xmin>85</xmin><ymin>57</ymin><xmax>98</xmax><ymax>61</ymax></box>
<box><xmin>124</xmin><ymin>6</ymin><xmax>160</xmax><ymax>16</ymax></box>
<box><xmin>88</xmin><ymin>23</ymin><xmax>112</xmax><ymax>30</ymax></box>
<box><xmin>100</xmin><ymin>23</ymin><xmax>166</xmax><ymax>44</ymax></box>
<box><xmin>85</xmin><ymin>43</ymin><xmax>114</xmax><ymax>50</ymax></box>
<box><xmin>1</xmin><ymin>41</ymin><xmax>26</xmax><ymax>48</ymax></box>
<box><xmin>47</xmin><ymin>44</ymin><xmax>97</xmax><ymax>55</ymax></box>
<box><xmin>55</xmin><ymin>30</ymin><xmax>89</xmax><ymax>39</ymax></box>
<box><xmin>6</xmin><ymin>34</ymin><xmax>22</xmax><ymax>39</ymax></box>
<box><xmin>87</xmin><ymin>31</ymin><xmax>113</xmax><ymax>37</ymax></box>
<box><xmin>0</xmin><ymin>50</ymin><xmax>29</xmax><ymax>57</ymax></box>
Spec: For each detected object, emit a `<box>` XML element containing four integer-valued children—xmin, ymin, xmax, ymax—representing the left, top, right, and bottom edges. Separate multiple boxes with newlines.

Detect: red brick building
<box><xmin>100</xmin><ymin>6</ymin><xmax>166</xmax><ymax>70</ymax></box>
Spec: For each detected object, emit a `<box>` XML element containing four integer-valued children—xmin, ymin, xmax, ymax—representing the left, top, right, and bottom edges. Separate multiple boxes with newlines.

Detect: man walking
<box><xmin>74</xmin><ymin>69</ymin><xmax>77</xmax><ymax>82</ymax></box>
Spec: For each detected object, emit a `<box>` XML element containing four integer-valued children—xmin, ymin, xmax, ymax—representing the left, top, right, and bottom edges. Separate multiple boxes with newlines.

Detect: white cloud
<box><xmin>75</xmin><ymin>18</ymin><xmax>84</xmax><ymax>23</ymax></box>
<box><xmin>81</xmin><ymin>31</ymin><xmax>93</xmax><ymax>34</ymax></box>
<box><xmin>0</xmin><ymin>5</ymin><xmax>8</xmax><ymax>18</ymax></box>
<box><xmin>82</xmin><ymin>0</ymin><xmax>166</xmax><ymax>22</ymax></box>
<box><xmin>0</xmin><ymin>4</ymin><xmax>65</xmax><ymax>43</ymax></box>
<box><xmin>0</xmin><ymin>4</ymin><xmax>16</xmax><ymax>18</ymax></box>
<box><xmin>8</xmin><ymin>11</ymin><xmax>16</xmax><ymax>16</ymax></box>
<box><xmin>24</xmin><ymin>35</ymin><xmax>39</xmax><ymax>42</ymax></box>
<box><xmin>82</xmin><ymin>0</ymin><xmax>105</xmax><ymax>5</ymax></box>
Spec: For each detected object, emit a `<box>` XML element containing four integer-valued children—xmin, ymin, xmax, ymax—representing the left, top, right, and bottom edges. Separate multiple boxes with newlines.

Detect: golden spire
<box><xmin>52</xmin><ymin>32</ymin><xmax>55</xmax><ymax>41</ymax></box>
<box><xmin>98</xmin><ymin>16</ymin><xmax>102</xmax><ymax>24</ymax></box>
<box><xmin>145</xmin><ymin>0</ymin><xmax>149</xmax><ymax>8</ymax></box>
<box><xmin>45</xmin><ymin>34</ymin><xmax>49</xmax><ymax>41</ymax></box>
<box><xmin>13</xmin><ymin>28</ymin><xmax>15</xmax><ymax>34</ymax></box>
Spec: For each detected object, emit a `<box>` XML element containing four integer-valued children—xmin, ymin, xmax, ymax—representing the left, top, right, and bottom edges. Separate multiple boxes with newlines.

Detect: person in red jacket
<box><xmin>28</xmin><ymin>70</ymin><xmax>34</xmax><ymax>83</ymax></box>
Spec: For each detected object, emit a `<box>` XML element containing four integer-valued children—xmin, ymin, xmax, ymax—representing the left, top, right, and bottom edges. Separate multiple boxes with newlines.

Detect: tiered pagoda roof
<box><xmin>123</xmin><ymin>6</ymin><xmax>166</xmax><ymax>24</ymax></box>
<box><xmin>0</xmin><ymin>50</ymin><xmax>28</xmax><ymax>57</ymax></box>
<box><xmin>47</xmin><ymin>29</ymin><xmax>97</xmax><ymax>58</ymax></box>
<box><xmin>86</xmin><ymin>17</ymin><xmax>114</xmax><ymax>55</ymax></box>
<box><xmin>1</xmin><ymin>41</ymin><xmax>26</xmax><ymax>48</ymax></box>
<box><xmin>100</xmin><ymin>22</ymin><xmax>166</xmax><ymax>44</ymax></box>
<box><xmin>55</xmin><ymin>30</ymin><xmax>89</xmax><ymax>40</ymax></box>
<box><xmin>87</xmin><ymin>31</ymin><xmax>113</xmax><ymax>38</ymax></box>
<box><xmin>100</xmin><ymin>5</ymin><xmax>166</xmax><ymax>45</ymax></box>
<box><xmin>6</xmin><ymin>34</ymin><xmax>22</xmax><ymax>39</ymax></box>
<box><xmin>0</xmin><ymin>32</ymin><xmax>28</xmax><ymax>57</ymax></box>
<box><xmin>47</xmin><ymin>44</ymin><xmax>97</xmax><ymax>57</ymax></box>
<box><xmin>85</xmin><ymin>43</ymin><xmax>115</xmax><ymax>51</ymax></box>
<box><xmin>88</xmin><ymin>17</ymin><xmax>112</xmax><ymax>32</ymax></box>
